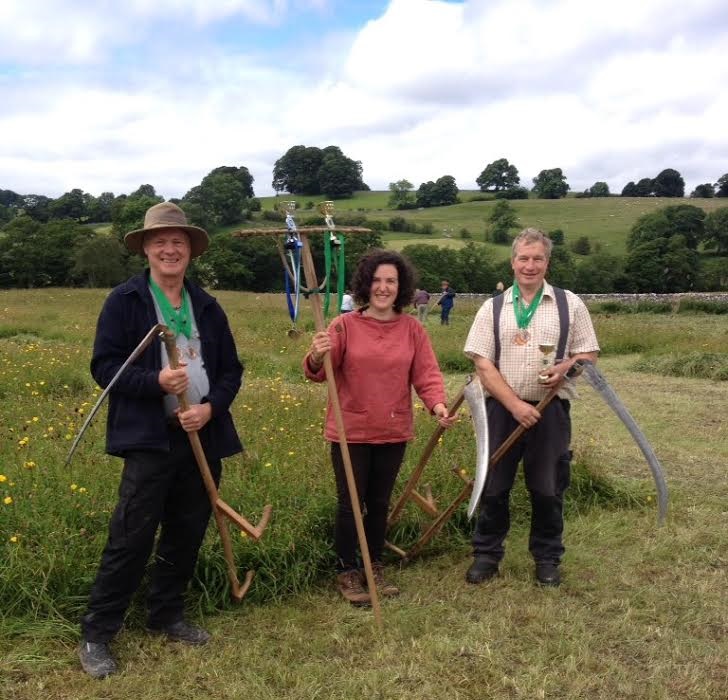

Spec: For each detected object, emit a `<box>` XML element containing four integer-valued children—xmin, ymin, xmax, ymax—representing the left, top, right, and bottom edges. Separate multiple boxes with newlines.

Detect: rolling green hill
<box><xmin>253</xmin><ymin>192</ymin><xmax>726</xmax><ymax>262</ymax></box>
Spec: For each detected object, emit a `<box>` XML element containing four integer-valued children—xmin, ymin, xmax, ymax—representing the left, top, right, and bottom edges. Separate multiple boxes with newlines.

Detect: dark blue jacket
<box><xmin>438</xmin><ymin>287</ymin><xmax>456</xmax><ymax>310</ymax></box>
<box><xmin>91</xmin><ymin>271</ymin><xmax>243</xmax><ymax>459</ymax></box>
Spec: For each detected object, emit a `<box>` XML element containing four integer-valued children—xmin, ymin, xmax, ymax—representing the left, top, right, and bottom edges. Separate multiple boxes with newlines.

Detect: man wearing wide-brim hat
<box><xmin>78</xmin><ymin>201</ymin><xmax>244</xmax><ymax>678</ymax></box>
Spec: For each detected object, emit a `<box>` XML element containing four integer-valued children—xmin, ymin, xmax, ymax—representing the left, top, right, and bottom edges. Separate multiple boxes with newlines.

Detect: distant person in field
<box><xmin>437</xmin><ymin>279</ymin><xmax>456</xmax><ymax>325</ymax></box>
<box><xmin>304</xmin><ymin>249</ymin><xmax>456</xmax><ymax>606</ymax></box>
<box><xmin>463</xmin><ymin>227</ymin><xmax>599</xmax><ymax>588</ymax></box>
<box><xmin>413</xmin><ymin>287</ymin><xmax>431</xmax><ymax>322</ymax></box>
<box><xmin>340</xmin><ymin>289</ymin><xmax>354</xmax><ymax>313</ymax></box>
<box><xmin>78</xmin><ymin>202</ymin><xmax>243</xmax><ymax>679</ymax></box>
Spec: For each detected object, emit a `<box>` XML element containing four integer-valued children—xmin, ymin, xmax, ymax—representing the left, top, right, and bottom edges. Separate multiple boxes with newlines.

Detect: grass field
<box><xmin>1</xmin><ymin>290</ymin><xmax>727</xmax><ymax>699</ymax></box>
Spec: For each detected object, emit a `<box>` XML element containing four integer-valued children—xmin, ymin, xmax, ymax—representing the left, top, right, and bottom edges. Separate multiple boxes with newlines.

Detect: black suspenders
<box><xmin>492</xmin><ymin>287</ymin><xmax>568</xmax><ymax>369</ymax></box>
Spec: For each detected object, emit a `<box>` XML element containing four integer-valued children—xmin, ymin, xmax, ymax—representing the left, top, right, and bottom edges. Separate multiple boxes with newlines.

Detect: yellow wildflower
<box><xmin>24</xmin><ymin>461</ymin><xmax>36</xmax><ymax>469</ymax></box>
<box><xmin>70</xmin><ymin>483</ymin><xmax>78</xmax><ymax>491</ymax></box>
<box><xmin>3</xmin><ymin>496</ymin><xmax>12</xmax><ymax>505</ymax></box>
<box><xmin>0</xmin><ymin>475</ymin><xmax>6</xmax><ymax>483</ymax></box>
<box><xmin>10</xmin><ymin>535</ymin><xmax>18</xmax><ymax>543</ymax></box>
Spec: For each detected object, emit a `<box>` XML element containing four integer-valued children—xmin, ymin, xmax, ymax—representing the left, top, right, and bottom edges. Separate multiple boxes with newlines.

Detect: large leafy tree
<box><xmin>184</xmin><ymin>166</ymin><xmax>256</xmax><ymax>226</ymax></box>
<box><xmin>0</xmin><ymin>216</ymin><xmax>92</xmax><ymax>287</ymax></box>
<box><xmin>71</xmin><ymin>235</ymin><xmax>127</xmax><ymax>287</ymax></box>
<box><xmin>574</xmin><ymin>252</ymin><xmax>625</xmax><ymax>293</ymax></box>
<box><xmin>416</xmin><ymin>175</ymin><xmax>459</xmax><ymax>208</ymax></box>
<box><xmin>49</xmin><ymin>188</ymin><xmax>90</xmax><ymax>221</ymax></box>
<box><xmin>624</xmin><ymin>206</ymin><xmax>703</xmax><ymax>291</ymax></box>
<box><xmin>387</xmin><ymin>179</ymin><xmax>415</xmax><ymax>209</ymax></box>
<box><xmin>652</xmin><ymin>168</ymin><xmax>685</xmax><ymax>197</ymax></box>
<box><xmin>87</xmin><ymin>192</ymin><xmax>116</xmax><ymax>222</ymax></box>
<box><xmin>318</xmin><ymin>150</ymin><xmax>363</xmax><ymax>198</ymax></box>
<box><xmin>532</xmin><ymin>168</ymin><xmax>569</xmax><ymax>199</ymax></box>
<box><xmin>476</xmin><ymin>158</ymin><xmax>520</xmax><ymax>192</ymax></box>
<box><xmin>588</xmin><ymin>181</ymin><xmax>610</xmax><ymax>197</ymax></box>
<box><xmin>487</xmin><ymin>199</ymin><xmax>518</xmax><ymax>243</ymax></box>
<box><xmin>715</xmin><ymin>174</ymin><xmax>728</xmax><ymax>197</ymax></box>
<box><xmin>628</xmin><ymin>205</ymin><xmax>705</xmax><ymax>251</ymax></box>
<box><xmin>703</xmin><ymin>207</ymin><xmax>728</xmax><ymax>255</ymax></box>
<box><xmin>691</xmin><ymin>183</ymin><xmax>715</xmax><ymax>198</ymax></box>
<box><xmin>272</xmin><ymin>145</ymin><xmax>365</xmax><ymax>197</ymax></box>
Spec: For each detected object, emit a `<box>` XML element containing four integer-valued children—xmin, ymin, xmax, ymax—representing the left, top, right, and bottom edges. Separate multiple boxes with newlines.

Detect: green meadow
<box><xmin>254</xmin><ymin>192</ymin><xmax>728</xmax><ymax>261</ymax></box>
<box><xmin>1</xmin><ymin>289</ymin><xmax>727</xmax><ymax>699</ymax></box>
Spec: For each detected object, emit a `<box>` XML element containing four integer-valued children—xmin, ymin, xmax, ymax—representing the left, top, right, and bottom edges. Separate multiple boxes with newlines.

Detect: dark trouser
<box><xmin>81</xmin><ymin>427</ymin><xmax>220</xmax><ymax>643</ymax></box>
<box><xmin>440</xmin><ymin>306</ymin><xmax>452</xmax><ymax>325</ymax></box>
<box><xmin>473</xmin><ymin>398</ymin><xmax>571</xmax><ymax>565</ymax></box>
<box><xmin>331</xmin><ymin>441</ymin><xmax>407</xmax><ymax>571</ymax></box>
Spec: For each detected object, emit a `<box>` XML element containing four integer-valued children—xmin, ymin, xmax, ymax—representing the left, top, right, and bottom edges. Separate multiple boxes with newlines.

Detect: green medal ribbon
<box><xmin>149</xmin><ymin>278</ymin><xmax>192</xmax><ymax>339</ymax></box>
<box><xmin>323</xmin><ymin>232</ymin><xmax>346</xmax><ymax>317</ymax></box>
<box><xmin>512</xmin><ymin>281</ymin><xmax>543</xmax><ymax>330</ymax></box>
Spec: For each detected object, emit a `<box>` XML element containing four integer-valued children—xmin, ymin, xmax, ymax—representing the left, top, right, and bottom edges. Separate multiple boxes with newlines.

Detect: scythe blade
<box><xmin>464</xmin><ymin>375</ymin><xmax>489</xmax><ymax>519</ymax></box>
<box><xmin>65</xmin><ymin>323</ymin><xmax>166</xmax><ymax>466</ymax></box>
<box><xmin>579</xmin><ymin>360</ymin><xmax>669</xmax><ymax>525</ymax></box>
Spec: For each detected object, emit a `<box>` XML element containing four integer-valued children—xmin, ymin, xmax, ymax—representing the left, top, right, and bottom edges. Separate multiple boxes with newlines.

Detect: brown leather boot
<box><xmin>336</xmin><ymin>569</ymin><xmax>371</xmax><ymax>606</ymax></box>
<box><xmin>371</xmin><ymin>562</ymin><xmax>400</xmax><ymax>597</ymax></box>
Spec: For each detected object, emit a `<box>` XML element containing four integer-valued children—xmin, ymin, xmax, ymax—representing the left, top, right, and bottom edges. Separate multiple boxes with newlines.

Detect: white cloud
<box><xmin>0</xmin><ymin>0</ymin><xmax>726</xmax><ymax>198</ymax></box>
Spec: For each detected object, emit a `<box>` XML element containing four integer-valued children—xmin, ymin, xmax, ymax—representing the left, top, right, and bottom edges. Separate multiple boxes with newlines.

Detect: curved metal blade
<box><xmin>66</xmin><ymin>323</ymin><xmax>166</xmax><ymax>466</ymax></box>
<box><xmin>465</xmin><ymin>376</ymin><xmax>489</xmax><ymax>519</ymax></box>
<box><xmin>580</xmin><ymin>360</ymin><xmax>668</xmax><ymax>525</ymax></box>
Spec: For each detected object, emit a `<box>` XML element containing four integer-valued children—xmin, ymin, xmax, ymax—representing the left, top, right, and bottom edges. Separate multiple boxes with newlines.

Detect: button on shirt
<box><xmin>464</xmin><ymin>282</ymin><xmax>599</xmax><ymax>401</ymax></box>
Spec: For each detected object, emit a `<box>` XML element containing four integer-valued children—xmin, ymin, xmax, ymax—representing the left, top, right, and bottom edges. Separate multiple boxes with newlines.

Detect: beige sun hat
<box><xmin>124</xmin><ymin>202</ymin><xmax>209</xmax><ymax>258</ymax></box>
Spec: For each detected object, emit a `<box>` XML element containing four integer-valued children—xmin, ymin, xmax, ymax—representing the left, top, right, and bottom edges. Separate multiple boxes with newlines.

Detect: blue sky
<box><xmin>1</xmin><ymin>0</ymin><xmax>727</xmax><ymax>200</ymax></box>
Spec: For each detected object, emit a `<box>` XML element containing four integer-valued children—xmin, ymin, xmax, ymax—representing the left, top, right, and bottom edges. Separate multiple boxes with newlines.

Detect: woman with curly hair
<box><xmin>304</xmin><ymin>249</ymin><xmax>455</xmax><ymax>605</ymax></box>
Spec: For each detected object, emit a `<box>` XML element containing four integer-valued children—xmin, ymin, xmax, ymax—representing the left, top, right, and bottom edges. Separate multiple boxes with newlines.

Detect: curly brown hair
<box><xmin>350</xmin><ymin>249</ymin><xmax>416</xmax><ymax>313</ymax></box>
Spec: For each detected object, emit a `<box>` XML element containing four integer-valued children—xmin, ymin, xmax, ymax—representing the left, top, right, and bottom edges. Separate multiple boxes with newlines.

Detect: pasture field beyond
<box><xmin>1</xmin><ymin>289</ymin><xmax>727</xmax><ymax>700</ymax></box>
<box><xmin>253</xmin><ymin>192</ymin><xmax>728</xmax><ymax>261</ymax></box>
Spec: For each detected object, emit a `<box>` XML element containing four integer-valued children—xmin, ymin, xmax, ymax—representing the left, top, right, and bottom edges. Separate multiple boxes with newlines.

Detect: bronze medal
<box><xmin>513</xmin><ymin>329</ymin><xmax>529</xmax><ymax>345</ymax></box>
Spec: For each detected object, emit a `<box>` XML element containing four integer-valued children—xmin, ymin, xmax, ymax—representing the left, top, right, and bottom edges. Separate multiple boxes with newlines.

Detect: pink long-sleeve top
<box><xmin>304</xmin><ymin>310</ymin><xmax>447</xmax><ymax>444</ymax></box>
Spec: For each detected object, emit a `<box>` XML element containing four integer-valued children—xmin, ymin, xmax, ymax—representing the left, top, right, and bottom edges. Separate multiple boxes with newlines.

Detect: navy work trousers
<box><xmin>473</xmin><ymin>398</ymin><xmax>571</xmax><ymax>565</ymax></box>
<box><xmin>81</xmin><ymin>427</ymin><xmax>220</xmax><ymax>642</ymax></box>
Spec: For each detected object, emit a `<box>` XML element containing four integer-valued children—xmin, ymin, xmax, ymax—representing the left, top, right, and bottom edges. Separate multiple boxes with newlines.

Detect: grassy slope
<box><xmin>252</xmin><ymin>192</ymin><xmax>727</xmax><ymax>261</ymax></box>
<box><xmin>1</xmin><ymin>291</ymin><xmax>727</xmax><ymax>699</ymax></box>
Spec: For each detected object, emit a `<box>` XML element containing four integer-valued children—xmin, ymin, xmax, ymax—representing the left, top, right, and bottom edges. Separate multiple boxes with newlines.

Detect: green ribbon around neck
<box><xmin>149</xmin><ymin>278</ymin><xmax>192</xmax><ymax>339</ymax></box>
<box><xmin>512</xmin><ymin>281</ymin><xmax>543</xmax><ymax>330</ymax></box>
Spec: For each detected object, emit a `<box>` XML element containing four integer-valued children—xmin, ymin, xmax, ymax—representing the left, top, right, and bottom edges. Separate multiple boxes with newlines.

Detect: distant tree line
<box><xmin>2</xmin><ymin>146</ymin><xmax>728</xmax><ymax>292</ymax></box>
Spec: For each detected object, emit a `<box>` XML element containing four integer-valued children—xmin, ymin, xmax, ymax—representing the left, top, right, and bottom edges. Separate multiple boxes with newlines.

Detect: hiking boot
<box><xmin>535</xmin><ymin>562</ymin><xmax>561</xmax><ymax>587</ymax></box>
<box><xmin>336</xmin><ymin>569</ymin><xmax>371</xmax><ymax>607</ymax></box>
<box><xmin>370</xmin><ymin>563</ymin><xmax>400</xmax><ymax>597</ymax></box>
<box><xmin>78</xmin><ymin>641</ymin><xmax>117</xmax><ymax>679</ymax></box>
<box><xmin>147</xmin><ymin>619</ymin><xmax>211</xmax><ymax>645</ymax></box>
<box><xmin>465</xmin><ymin>558</ymin><xmax>499</xmax><ymax>584</ymax></box>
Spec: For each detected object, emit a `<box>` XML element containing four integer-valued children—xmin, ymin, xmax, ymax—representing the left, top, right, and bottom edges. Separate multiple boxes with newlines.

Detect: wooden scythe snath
<box><xmin>233</xmin><ymin>225</ymin><xmax>384</xmax><ymax>631</ymax></box>
<box><xmin>161</xmin><ymin>329</ymin><xmax>272</xmax><ymax>602</ymax></box>
<box><xmin>385</xmin><ymin>365</ymin><xmax>585</xmax><ymax>562</ymax></box>
<box><xmin>67</xmin><ymin>323</ymin><xmax>272</xmax><ymax>603</ymax></box>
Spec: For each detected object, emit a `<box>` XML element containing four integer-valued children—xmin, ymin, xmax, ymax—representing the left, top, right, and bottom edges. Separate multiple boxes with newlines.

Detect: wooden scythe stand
<box><xmin>385</xmin><ymin>365</ymin><xmax>583</xmax><ymax>562</ymax></box>
<box><xmin>161</xmin><ymin>330</ymin><xmax>272</xmax><ymax>602</ymax></box>
<box><xmin>233</xmin><ymin>226</ymin><xmax>384</xmax><ymax>631</ymax></box>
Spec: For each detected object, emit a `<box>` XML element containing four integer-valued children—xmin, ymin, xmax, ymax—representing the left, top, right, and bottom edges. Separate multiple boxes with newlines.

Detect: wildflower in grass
<box><xmin>265</xmin><ymin>462</ymin><xmax>272</xmax><ymax>467</ymax></box>
<box><xmin>0</xmin><ymin>475</ymin><xmax>6</xmax><ymax>482</ymax></box>
<box><xmin>3</xmin><ymin>496</ymin><xmax>12</xmax><ymax>505</ymax></box>
<box><xmin>18</xmin><ymin>436</ymin><xmax>29</xmax><ymax>447</ymax></box>
<box><xmin>79</xmin><ymin>487</ymin><xmax>87</xmax><ymax>493</ymax></box>
<box><xmin>32</xmin><ymin>416</ymin><xmax>39</xmax><ymax>422</ymax></box>
<box><xmin>288</xmin><ymin>451</ymin><xmax>295</xmax><ymax>456</ymax></box>
<box><xmin>239</xmin><ymin>531</ymin><xmax>248</xmax><ymax>538</ymax></box>
<box><xmin>71</xmin><ymin>483</ymin><xmax>78</xmax><ymax>491</ymax></box>
<box><xmin>9</xmin><ymin>535</ymin><xmax>18</xmax><ymax>543</ymax></box>
<box><xmin>24</xmin><ymin>461</ymin><xmax>36</xmax><ymax>469</ymax></box>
